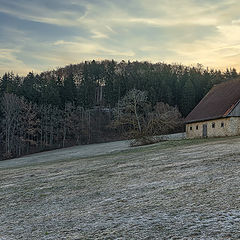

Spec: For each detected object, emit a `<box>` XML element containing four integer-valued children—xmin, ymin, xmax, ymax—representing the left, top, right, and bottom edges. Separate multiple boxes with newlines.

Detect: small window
<box><xmin>221</xmin><ymin>122</ymin><xmax>224</xmax><ymax>128</ymax></box>
<box><xmin>196</xmin><ymin>125</ymin><xmax>198</xmax><ymax>130</ymax></box>
<box><xmin>212</xmin><ymin>122</ymin><xmax>215</xmax><ymax>128</ymax></box>
<box><xmin>190</xmin><ymin>126</ymin><xmax>193</xmax><ymax>131</ymax></box>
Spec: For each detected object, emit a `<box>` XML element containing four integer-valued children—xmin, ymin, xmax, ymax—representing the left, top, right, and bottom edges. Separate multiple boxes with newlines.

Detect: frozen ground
<box><xmin>0</xmin><ymin>140</ymin><xmax>131</xmax><ymax>169</ymax></box>
<box><xmin>0</xmin><ymin>137</ymin><xmax>240</xmax><ymax>239</ymax></box>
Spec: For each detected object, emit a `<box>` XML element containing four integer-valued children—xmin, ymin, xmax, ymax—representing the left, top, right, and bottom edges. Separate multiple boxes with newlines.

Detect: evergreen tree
<box><xmin>61</xmin><ymin>72</ymin><xmax>77</xmax><ymax>105</ymax></box>
<box><xmin>0</xmin><ymin>72</ymin><xmax>20</xmax><ymax>95</ymax></box>
<box><xmin>41</xmin><ymin>77</ymin><xmax>61</xmax><ymax>106</ymax></box>
<box><xmin>20</xmin><ymin>72</ymin><xmax>40</xmax><ymax>103</ymax></box>
<box><xmin>180</xmin><ymin>79</ymin><xmax>196</xmax><ymax>117</ymax></box>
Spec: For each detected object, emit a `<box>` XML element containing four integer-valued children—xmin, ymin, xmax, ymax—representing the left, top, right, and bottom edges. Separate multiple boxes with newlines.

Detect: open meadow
<box><xmin>0</xmin><ymin>137</ymin><xmax>240</xmax><ymax>239</ymax></box>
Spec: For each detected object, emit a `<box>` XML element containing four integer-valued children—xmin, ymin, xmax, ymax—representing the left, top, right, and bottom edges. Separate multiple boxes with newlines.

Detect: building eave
<box><xmin>185</xmin><ymin>116</ymin><xmax>228</xmax><ymax>124</ymax></box>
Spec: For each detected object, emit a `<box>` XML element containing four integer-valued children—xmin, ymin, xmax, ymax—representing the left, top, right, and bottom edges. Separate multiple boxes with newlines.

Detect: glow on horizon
<box><xmin>0</xmin><ymin>0</ymin><xmax>240</xmax><ymax>75</ymax></box>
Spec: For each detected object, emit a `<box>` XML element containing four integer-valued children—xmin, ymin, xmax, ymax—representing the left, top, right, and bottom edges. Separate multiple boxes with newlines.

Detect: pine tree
<box><xmin>180</xmin><ymin>79</ymin><xmax>195</xmax><ymax>117</ymax></box>
<box><xmin>61</xmin><ymin>72</ymin><xmax>77</xmax><ymax>105</ymax></box>
<box><xmin>20</xmin><ymin>72</ymin><xmax>40</xmax><ymax>103</ymax></box>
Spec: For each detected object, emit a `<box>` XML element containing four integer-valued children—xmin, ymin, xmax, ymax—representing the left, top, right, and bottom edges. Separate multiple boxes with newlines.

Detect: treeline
<box><xmin>1</xmin><ymin>61</ymin><xmax>238</xmax><ymax>115</ymax></box>
<box><xmin>0</xmin><ymin>60</ymin><xmax>239</xmax><ymax>159</ymax></box>
<box><xmin>0</xmin><ymin>93</ymin><xmax>113</xmax><ymax>159</ymax></box>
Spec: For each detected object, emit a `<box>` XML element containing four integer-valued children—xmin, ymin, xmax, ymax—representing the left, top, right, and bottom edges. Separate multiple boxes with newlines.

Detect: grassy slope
<box><xmin>0</xmin><ymin>137</ymin><xmax>240</xmax><ymax>239</ymax></box>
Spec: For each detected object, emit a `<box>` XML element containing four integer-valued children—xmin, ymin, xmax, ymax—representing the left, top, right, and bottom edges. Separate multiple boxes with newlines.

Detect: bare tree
<box><xmin>146</xmin><ymin>102</ymin><xmax>183</xmax><ymax>136</ymax></box>
<box><xmin>1</xmin><ymin>93</ymin><xmax>22</xmax><ymax>157</ymax></box>
<box><xmin>112</xmin><ymin>90</ymin><xmax>183</xmax><ymax>145</ymax></box>
<box><xmin>1</xmin><ymin>93</ymin><xmax>41</xmax><ymax>157</ymax></box>
<box><xmin>112</xmin><ymin>89</ymin><xmax>149</xmax><ymax>137</ymax></box>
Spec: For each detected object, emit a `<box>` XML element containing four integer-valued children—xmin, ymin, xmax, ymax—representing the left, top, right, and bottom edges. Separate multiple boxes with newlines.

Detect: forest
<box><xmin>0</xmin><ymin>60</ymin><xmax>239</xmax><ymax>160</ymax></box>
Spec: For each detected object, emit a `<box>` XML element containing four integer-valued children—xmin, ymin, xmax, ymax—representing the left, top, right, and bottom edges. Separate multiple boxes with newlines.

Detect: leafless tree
<box><xmin>146</xmin><ymin>102</ymin><xmax>183</xmax><ymax>135</ymax></box>
<box><xmin>112</xmin><ymin>90</ymin><xmax>183</xmax><ymax>144</ymax></box>
<box><xmin>112</xmin><ymin>89</ymin><xmax>149</xmax><ymax>136</ymax></box>
<box><xmin>1</xmin><ymin>93</ymin><xmax>21</xmax><ymax>158</ymax></box>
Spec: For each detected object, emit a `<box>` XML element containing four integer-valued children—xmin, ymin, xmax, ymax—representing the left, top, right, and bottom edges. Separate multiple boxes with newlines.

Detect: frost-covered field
<box><xmin>0</xmin><ymin>137</ymin><xmax>240</xmax><ymax>239</ymax></box>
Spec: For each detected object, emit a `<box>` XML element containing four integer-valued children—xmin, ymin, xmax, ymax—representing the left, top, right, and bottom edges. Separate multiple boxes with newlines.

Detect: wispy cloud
<box><xmin>165</xmin><ymin>23</ymin><xmax>240</xmax><ymax>69</ymax></box>
<box><xmin>0</xmin><ymin>0</ymin><xmax>87</xmax><ymax>26</ymax></box>
<box><xmin>0</xmin><ymin>49</ymin><xmax>37</xmax><ymax>75</ymax></box>
<box><xmin>1</xmin><ymin>0</ymin><xmax>240</xmax><ymax>75</ymax></box>
<box><xmin>53</xmin><ymin>39</ymin><xmax>135</xmax><ymax>57</ymax></box>
<box><xmin>114</xmin><ymin>16</ymin><xmax>217</xmax><ymax>27</ymax></box>
<box><xmin>91</xmin><ymin>30</ymin><xmax>109</xmax><ymax>39</ymax></box>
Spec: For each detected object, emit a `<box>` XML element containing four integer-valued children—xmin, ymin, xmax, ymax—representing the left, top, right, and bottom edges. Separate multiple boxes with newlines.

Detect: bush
<box><xmin>130</xmin><ymin>135</ymin><xmax>165</xmax><ymax>147</ymax></box>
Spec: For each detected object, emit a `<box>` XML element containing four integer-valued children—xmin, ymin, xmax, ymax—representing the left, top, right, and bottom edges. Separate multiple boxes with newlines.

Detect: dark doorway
<box><xmin>203</xmin><ymin>124</ymin><xmax>207</xmax><ymax>138</ymax></box>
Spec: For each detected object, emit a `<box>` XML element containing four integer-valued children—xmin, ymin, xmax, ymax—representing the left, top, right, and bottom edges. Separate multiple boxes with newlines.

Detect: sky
<box><xmin>1</xmin><ymin>0</ymin><xmax>240</xmax><ymax>75</ymax></box>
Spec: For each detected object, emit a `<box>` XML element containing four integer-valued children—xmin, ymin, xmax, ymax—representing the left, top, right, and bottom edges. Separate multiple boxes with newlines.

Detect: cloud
<box><xmin>163</xmin><ymin>23</ymin><xmax>240</xmax><ymax>70</ymax></box>
<box><xmin>53</xmin><ymin>39</ymin><xmax>135</xmax><ymax>57</ymax></box>
<box><xmin>91</xmin><ymin>30</ymin><xmax>109</xmax><ymax>39</ymax></box>
<box><xmin>0</xmin><ymin>0</ymin><xmax>87</xmax><ymax>26</ymax></box>
<box><xmin>0</xmin><ymin>49</ymin><xmax>38</xmax><ymax>75</ymax></box>
<box><xmin>113</xmin><ymin>16</ymin><xmax>217</xmax><ymax>27</ymax></box>
<box><xmin>1</xmin><ymin>0</ymin><xmax>240</xmax><ymax>75</ymax></box>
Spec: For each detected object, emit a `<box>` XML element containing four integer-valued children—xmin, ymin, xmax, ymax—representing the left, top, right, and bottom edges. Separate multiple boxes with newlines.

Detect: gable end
<box><xmin>227</xmin><ymin>100</ymin><xmax>240</xmax><ymax>117</ymax></box>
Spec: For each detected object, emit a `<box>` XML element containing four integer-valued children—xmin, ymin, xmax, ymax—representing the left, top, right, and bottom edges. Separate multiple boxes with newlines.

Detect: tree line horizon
<box><xmin>0</xmin><ymin>60</ymin><xmax>239</xmax><ymax>159</ymax></box>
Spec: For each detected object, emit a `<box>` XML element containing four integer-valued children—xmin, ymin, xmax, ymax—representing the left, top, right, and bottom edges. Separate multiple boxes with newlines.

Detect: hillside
<box><xmin>1</xmin><ymin>61</ymin><xmax>239</xmax><ymax>160</ymax></box>
<box><xmin>0</xmin><ymin>137</ymin><xmax>240</xmax><ymax>239</ymax></box>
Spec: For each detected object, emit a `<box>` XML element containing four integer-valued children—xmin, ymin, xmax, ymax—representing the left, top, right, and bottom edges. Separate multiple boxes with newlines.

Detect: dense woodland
<box><xmin>0</xmin><ymin>60</ymin><xmax>239</xmax><ymax>160</ymax></box>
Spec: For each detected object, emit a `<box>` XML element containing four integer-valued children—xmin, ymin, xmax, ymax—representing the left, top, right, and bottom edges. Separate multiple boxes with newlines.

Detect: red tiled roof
<box><xmin>185</xmin><ymin>79</ymin><xmax>240</xmax><ymax>123</ymax></box>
